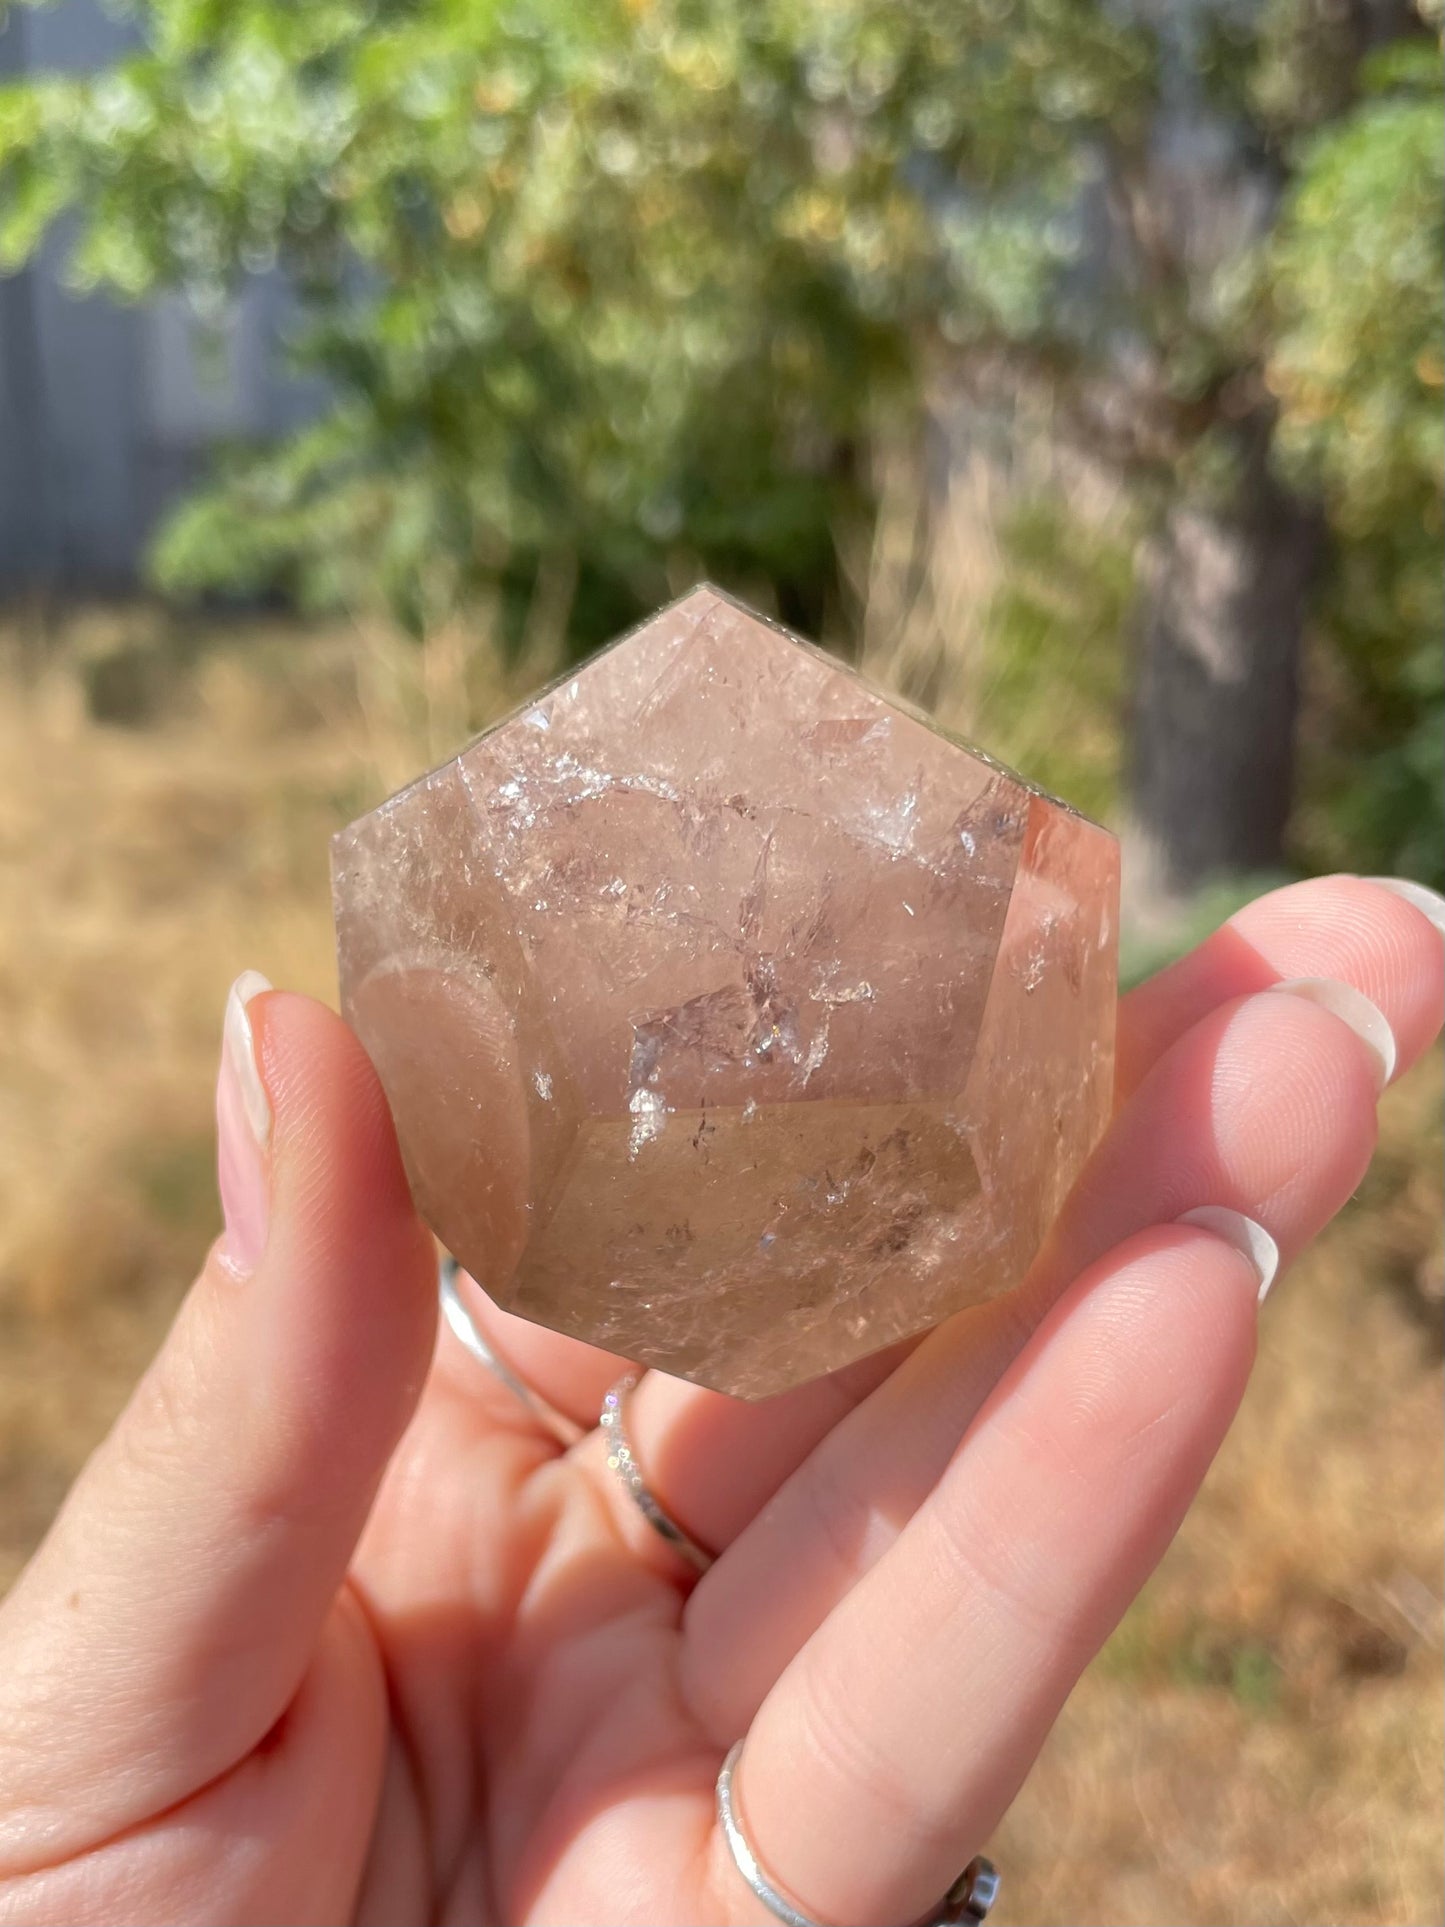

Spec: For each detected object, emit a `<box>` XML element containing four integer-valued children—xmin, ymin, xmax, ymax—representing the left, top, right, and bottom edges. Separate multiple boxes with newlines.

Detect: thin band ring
<box><xmin>599</xmin><ymin>1371</ymin><xmax>715</xmax><ymax>1573</ymax></box>
<box><xmin>438</xmin><ymin>1254</ymin><xmax>582</xmax><ymax>1445</ymax></box>
<box><xmin>716</xmin><ymin>1740</ymin><xmax>999</xmax><ymax>1927</ymax></box>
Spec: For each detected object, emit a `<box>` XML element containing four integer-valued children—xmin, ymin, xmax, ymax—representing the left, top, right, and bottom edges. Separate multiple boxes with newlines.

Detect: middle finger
<box><xmin>679</xmin><ymin>976</ymin><xmax>1399</xmax><ymax>1733</ymax></box>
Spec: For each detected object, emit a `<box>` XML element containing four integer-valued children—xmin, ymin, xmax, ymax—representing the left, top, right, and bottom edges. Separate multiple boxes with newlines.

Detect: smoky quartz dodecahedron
<box><xmin>333</xmin><ymin>587</ymin><xmax>1118</xmax><ymax>1398</ymax></box>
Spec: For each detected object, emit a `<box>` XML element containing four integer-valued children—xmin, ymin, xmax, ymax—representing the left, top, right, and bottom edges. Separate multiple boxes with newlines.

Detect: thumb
<box><xmin>0</xmin><ymin>977</ymin><xmax>436</xmax><ymax>1869</ymax></box>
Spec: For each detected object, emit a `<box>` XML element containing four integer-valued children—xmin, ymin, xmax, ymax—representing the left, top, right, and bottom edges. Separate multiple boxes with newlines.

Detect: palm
<box><xmin>342</xmin><ymin>1347</ymin><xmax>721</xmax><ymax>1927</ymax></box>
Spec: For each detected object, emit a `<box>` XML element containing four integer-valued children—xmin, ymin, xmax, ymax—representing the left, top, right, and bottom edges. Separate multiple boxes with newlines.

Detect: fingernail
<box><xmin>216</xmin><ymin>971</ymin><xmax>273</xmax><ymax>1278</ymax></box>
<box><xmin>1269</xmin><ymin>976</ymin><xmax>1397</xmax><ymax>1090</ymax></box>
<box><xmin>1363</xmin><ymin>876</ymin><xmax>1445</xmax><ymax>943</ymax></box>
<box><xmin>1177</xmin><ymin>1206</ymin><xmax>1281</xmax><ymax>1304</ymax></box>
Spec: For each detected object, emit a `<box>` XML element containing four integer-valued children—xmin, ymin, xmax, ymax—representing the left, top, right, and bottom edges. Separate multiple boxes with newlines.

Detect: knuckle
<box><xmin>797</xmin><ymin>1445</ymin><xmax>882</xmax><ymax>1587</ymax></box>
<box><xmin>924</xmin><ymin>1476</ymin><xmax>1088</xmax><ymax>1660</ymax></box>
<box><xmin>793</xmin><ymin>1657</ymin><xmax>923</xmax><ymax>1843</ymax></box>
<box><xmin>117</xmin><ymin>1343</ymin><xmax>210</xmax><ymax>1488</ymax></box>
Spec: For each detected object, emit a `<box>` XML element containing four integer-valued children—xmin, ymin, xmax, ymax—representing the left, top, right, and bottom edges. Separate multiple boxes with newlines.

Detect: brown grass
<box><xmin>0</xmin><ymin>604</ymin><xmax>1440</xmax><ymax>1924</ymax></box>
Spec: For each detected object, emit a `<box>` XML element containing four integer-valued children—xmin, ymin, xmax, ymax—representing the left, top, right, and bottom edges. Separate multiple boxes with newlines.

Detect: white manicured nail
<box><xmin>1177</xmin><ymin>1206</ymin><xmax>1281</xmax><ymax>1304</ymax></box>
<box><xmin>223</xmin><ymin>969</ymin><xmax>273</xmax><ymax>1146</ymax></box>
<box><xmin>1270</xmin><ymin>976</ymin><xmax>1396</xmax><ymax>1090</ymax></box>
<box><xmin>1363</xmin><ymin>877</ymin><xmax>1445</xmax><ymax>943</ymax></box>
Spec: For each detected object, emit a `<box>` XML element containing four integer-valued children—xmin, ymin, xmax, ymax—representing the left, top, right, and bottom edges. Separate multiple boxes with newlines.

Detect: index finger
<box><xmin>1117</xmin><ymin>873</ymin><xmax>1443</xmax><ymax>1099</ymax></box>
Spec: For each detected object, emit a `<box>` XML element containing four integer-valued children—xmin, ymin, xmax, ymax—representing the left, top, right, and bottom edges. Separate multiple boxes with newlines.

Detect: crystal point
<box><xmin>333</xmin><ymin>587</ymin><xmax>1118</xmax><ymax>1398</ymax></box>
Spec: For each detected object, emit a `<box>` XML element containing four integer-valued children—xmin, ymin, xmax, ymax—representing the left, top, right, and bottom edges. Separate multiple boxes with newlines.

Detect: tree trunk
<box><xmin>1127</xmin><ymin>419</ymin><xmax>1324</xmax><ymax>898</ymax></box>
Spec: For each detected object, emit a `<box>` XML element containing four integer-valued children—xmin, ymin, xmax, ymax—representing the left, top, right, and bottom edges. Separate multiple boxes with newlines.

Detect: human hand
<box><xmin>0</xmin><ymin>875</ymin><xmax>1440</xmax><ymax>1927</ymax></box>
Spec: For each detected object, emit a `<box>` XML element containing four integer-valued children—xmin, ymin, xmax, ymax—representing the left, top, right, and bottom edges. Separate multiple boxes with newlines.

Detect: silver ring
<box><xmin>716</xmin><ymin>1739</ymin><xmax>999</xmax><ymax>1927</ymax></box>
<box><xmin>599</xmin><ymin>1371</ymin><xmax>715</xmax><ymax>1573</ymax></box>
<box><xmin>438</xmin><ymin>1254</ymin><xmax>582</xmax><ymax>1445</ymax></box>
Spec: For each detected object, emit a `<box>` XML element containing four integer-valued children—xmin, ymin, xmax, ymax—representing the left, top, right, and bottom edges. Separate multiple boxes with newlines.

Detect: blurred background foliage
<box><xmin>1</xmin><ymin>0</ymin><xmax>1441</xmax><ymax>892</ymax></box>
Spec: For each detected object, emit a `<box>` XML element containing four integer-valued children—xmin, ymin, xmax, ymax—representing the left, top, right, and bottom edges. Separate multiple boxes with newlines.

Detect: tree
<box><xmin>1268</xmin><ymin>39</ymin><xmax>1444</xmax><ymax>885</ymax></box>
<box><xmin>0</xmin><ymin>0</ymin><xmax>1152</xmax><ymax>647</ymax></box>
<box><xmin>1105</xmin><ymin>0</ymin><xmax>1441</xmax><ymax>893</ymax></box>
<box><xmin>0</xmin><ymin>0</ymin><xmax>1438</xmax><ymax>884</ymax></box>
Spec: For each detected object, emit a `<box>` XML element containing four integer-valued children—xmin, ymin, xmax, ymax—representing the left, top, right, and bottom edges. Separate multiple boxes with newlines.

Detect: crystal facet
<box><xmin>332</xmin><ymin>586</ymin><xmax>1118</xmax><ymax>1398</ymax></box>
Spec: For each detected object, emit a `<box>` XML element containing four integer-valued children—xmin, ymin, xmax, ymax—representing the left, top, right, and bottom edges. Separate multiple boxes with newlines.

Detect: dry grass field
<box><xmin>0</xmin><ymin>604</ymin><xmax>1440</xmax><ymax>1925</ymax></box>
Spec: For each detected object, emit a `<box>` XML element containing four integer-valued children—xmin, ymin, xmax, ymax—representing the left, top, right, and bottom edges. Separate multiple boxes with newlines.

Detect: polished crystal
<box><xmin>333</xmin><ymin>586</ymin><xmax>1118</xmax><ymax>1398</ymax></box>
